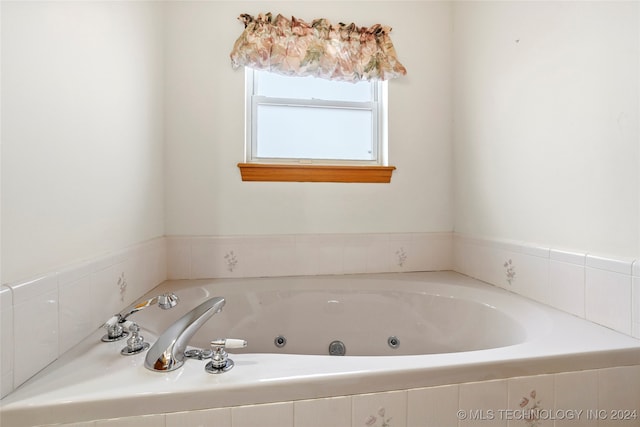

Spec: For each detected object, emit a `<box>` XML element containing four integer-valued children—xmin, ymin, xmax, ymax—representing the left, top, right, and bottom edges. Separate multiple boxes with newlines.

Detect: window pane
<box><xmin>255</xmin><ymin>104</ymin><xmax>374</xmax><ymax>160</ymax></box>
<box><xmin>255</xmin><ymin>70</ymin><xmax>372</xmax><ymax>102</ymax></box>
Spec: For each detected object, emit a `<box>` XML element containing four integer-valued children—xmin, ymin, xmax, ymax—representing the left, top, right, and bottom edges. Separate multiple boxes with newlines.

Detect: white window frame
<box><xmin>244</xmin><ymin>68</ymin><xmax>389</xmax><ymax>166</ymax></box>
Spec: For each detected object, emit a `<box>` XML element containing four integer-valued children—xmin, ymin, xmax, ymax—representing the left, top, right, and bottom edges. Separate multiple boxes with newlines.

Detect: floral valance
<box><xmin>229</xmin><ymin>13</ymin><xmax>407</xmax><ymax>83</ymax></box>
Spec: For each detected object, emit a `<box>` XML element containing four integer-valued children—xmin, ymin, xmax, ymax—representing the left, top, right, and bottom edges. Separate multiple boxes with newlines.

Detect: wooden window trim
<box><xmin>237</xmin><ymin>163</ymin><xmax>395</xmax><ymax>183</ymax></box>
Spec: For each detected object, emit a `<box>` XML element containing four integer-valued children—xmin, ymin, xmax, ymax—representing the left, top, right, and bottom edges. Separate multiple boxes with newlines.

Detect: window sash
<box><xmin>251</xmin><ymin>97</ymin><xmax>378</xmax><ymax>163</ymax></box>
<box><xmin>245</xmin><ymin>69</ymin><xmax>387</xmax><ymax>166</ymax></box>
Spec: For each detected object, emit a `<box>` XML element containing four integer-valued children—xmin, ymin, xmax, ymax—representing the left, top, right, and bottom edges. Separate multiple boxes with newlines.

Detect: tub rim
<box><xmin>1</xmin><ymin>271</ymin><xmax>639</xmax><ymax>427</ymax></box>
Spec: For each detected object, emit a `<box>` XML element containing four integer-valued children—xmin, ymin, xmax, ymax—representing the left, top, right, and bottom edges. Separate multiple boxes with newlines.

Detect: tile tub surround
<box><xmin>2</xmin><ymin>230</ymin><xmax>640</xmax><ymax>415</ymax></box>
<box><xmin>453</xmin><ymin>233</ymin><xmax>640</xmax><ymax>339</ymax></box>
<box><xmin>166</xmin><ymin>232</ymin><xmax>453</xmax><ymax>279</ymax></box>
<box><xmin>1</xmin><ymin>272</ymin><xmax>639</xmax><ymax>427</ymax></box>
<box><xmin>0</xmin><ymin>232</ymin><xmax>451</xmax><ymax>398</ymax></box>
<box><xmin>7</xmin><ymin>365</ymin><xmax>640</xmax><ymax>427</ymax></box>
<box><xmin>0</xmin><ymin>238</ymin><xmax>167</xmax><ymax>398</ymax></box>
<box><xmin>166</xmin><ymin>232</ymin><xmax>640</xmax><ymax>340</ymax></box>
<box><xmin>16</xmin><ymin>367</ymin><xmax>640</xmax><ymax>427</ymax></box>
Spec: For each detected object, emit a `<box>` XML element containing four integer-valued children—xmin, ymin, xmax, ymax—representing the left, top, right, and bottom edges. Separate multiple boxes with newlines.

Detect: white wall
<box><xmin>453</xmin><ymin>1</ymin><xmax>640</xmax><ymax>259</ymax></box>
<box><xmin>164</xmin><ymin>1</ymin><xmax>453</xmax><ymax>237</ymax></box>
<box><xmin>4</xmin><ymin>0</ymin><xmax>638</xmax><ymax>283</ymax></box>
<box><xmin>1</xmin><ymin>1</ymin><xmax>165</xmax><ymax>284</ymax></box>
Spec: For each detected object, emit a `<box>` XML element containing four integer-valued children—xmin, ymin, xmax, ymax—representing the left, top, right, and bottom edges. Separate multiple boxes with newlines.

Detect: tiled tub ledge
<box><xmin>0</xmin><ymin>237</ymin><xmax>167</xmax><ymax>399</ymax></box>
<box><xmin>453</xmin><ymin>233</ymin><xmax>640</xmax><ymax>338</ymax></box>
<box><xmin>1</xmin><ymin>272</ymin><xmax>639</xmax><ymax>427</ymax></box>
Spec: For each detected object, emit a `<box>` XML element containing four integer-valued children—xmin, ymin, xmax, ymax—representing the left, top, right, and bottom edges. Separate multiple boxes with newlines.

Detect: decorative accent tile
<box><xmin>504</xmin><ymin>259</ymin><xmax>516</xmax><ymax>285</ymax></box>
<box><xmin>454</xmin><ymin>235</ymin><xmax>517</xmax><ymax>289</ymax></box>
<box><xmin>507</xmin><ymin>374</ymin><xmax>553</xmax><ymax>427</ymax></box>
<box><xmin>365</xmin><ymin>407</ymin><xmax>393</xmax><ymax>427</ymax></box>
<box><xmin>504</xmin><ymin>375</ymin><xmax>555</xmax><ymax>427</ymax></box>
<box><xmin>352</xmin><ymin>391</ymin><xmax>407</xmax><ymax>427</ymax></box>
<box><xmin>117</xmin><ymin>272</ymin><xmax>127</xmax><ymax>303</ymax></box>
<box><xmin>518</xmin><ymin>390</ymin><xmax>542</xmax><ymax>427</ymax></box>
<box><xmin>224</xmin><ymin>250</ymin><xmax>238</xmax><ymax>272</ymax></box>
<box><xmin>395</xmin><ymin>247</ymin><xmax>407</xmax><ymax>267</ymax></box>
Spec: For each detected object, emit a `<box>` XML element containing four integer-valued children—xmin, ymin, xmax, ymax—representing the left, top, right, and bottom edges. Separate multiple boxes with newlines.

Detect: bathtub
<box><xmin>1</xmin><ymin>271</ymin><xmax>639</xmax><ymax>426</ymax></box>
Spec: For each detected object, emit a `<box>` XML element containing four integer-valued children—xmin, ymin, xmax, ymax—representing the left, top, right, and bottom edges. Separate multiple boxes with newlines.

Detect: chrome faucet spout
<box><xmin>144</xmin><ymin>296</ymin><xmax>226</xmax><ymax>372</ymax></box>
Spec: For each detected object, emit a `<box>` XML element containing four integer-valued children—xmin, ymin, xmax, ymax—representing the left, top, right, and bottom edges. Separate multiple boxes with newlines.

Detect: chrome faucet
<box><xmin>102</xmin><ymin>292</ymin><xmax>179</xmax><ymax>342</ymax></box>
<box><xmin>145</xmin><ymin>296</ymin><xmax>226</xmax><ymax>372</ymax></box>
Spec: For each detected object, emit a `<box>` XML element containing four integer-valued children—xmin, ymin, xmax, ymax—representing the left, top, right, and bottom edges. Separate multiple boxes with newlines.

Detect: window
<box><xmin>238</xmin><ymin>68</ymin><xmax>395</xmax><ymax>183</ymax></box>
<box><xmin>246</xmin><ymin>68</ymin><xmax>387</xmax><ymax>165</ymax></box>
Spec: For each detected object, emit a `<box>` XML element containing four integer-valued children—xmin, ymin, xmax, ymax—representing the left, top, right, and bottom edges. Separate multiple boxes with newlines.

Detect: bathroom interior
<box><xmin>1</xmin><ymin>1</ymin><xmax>640</xmax><ymax>426</ymax></box>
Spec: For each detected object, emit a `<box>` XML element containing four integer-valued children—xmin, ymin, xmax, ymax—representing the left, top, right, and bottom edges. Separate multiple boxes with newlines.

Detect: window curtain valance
<box><xmin>229</xmin><ymin>13</ymin><xmax>407</xmax><ymax>83</ymax></box>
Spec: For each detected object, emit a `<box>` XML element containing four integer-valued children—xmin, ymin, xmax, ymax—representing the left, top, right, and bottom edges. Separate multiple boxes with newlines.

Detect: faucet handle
<box><xmin>211</xmin><ymin>338</ymin><xmax>247</xmax><ymax>349</ymax></box>
<box><xmin>101</xmin><ymin>315</ymin><xmax>128</xmax><ymax>342</ymax></box>
<box><xmin>120</xmin><ymin>321</ymin><xmax>150</xmax><ymax>356</ymax></box>
<box><xmin>205</xmin><ymin>338</ymin><xmax>247</xmax><ymax>374</ymax></box>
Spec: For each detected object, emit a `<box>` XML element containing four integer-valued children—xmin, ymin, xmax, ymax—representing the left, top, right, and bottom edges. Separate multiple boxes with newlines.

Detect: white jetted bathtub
<box><xmin>1</xmin><ymin>272</ymin><xmax>639</xmax><ymax>426</ymax></box>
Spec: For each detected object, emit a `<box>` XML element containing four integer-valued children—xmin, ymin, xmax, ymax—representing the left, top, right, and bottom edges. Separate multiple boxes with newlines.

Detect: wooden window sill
<box><xmin>238</xmin><ymin>163</ymin><xmax>396</xmax><ymax>183</ymax></box>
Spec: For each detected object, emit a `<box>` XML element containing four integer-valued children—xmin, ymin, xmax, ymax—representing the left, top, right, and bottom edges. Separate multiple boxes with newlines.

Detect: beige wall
<box><xmin>453</xmin><ymin>1</ymin><xmax>640</xmax><ymax>258</ymax></box>
<box><xmin>3</xmin><ymin>0</ymin><xmax>639</xmax><ymax>283</ymax></box>
<box><xmin>1</xmin><ymin>1</ymin><xmax>165</xmax><ymax>283</ymax></box>
<box><xmin>163</xmin><ymin>1</ymin><xmax>454</xmax><ymax>237</ymax></box>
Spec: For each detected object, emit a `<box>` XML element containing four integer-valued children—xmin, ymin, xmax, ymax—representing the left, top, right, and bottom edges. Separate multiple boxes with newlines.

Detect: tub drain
<box><xmin>328</xmin><ymin>340</ymin><xmax>346</xmax><ymax>356</ymax></box>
